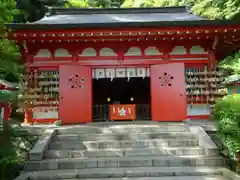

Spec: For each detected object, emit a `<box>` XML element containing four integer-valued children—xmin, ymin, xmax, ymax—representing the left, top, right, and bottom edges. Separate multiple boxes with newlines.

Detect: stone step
<box><xmin>49</xmin><ymin>139</ymin><xmax>199</xmax><ymax>150</ymax></box>
<box><xmin>53</xmin><ymin>132</ymin><xmax>195</xmax><ymax>142</ymax></box>
<box><xmin>45</xmin><ymin>147</ymin><xmax>205</xmax><ymax>159</ymax></box>
<box><xmin>24</xmin><ymin>166</ymin><xmax>224</xmax><ymax>179</ymax></box>
<box><xmin>56</xmin><ymin>124</ymin><xmax>188</xmax><ymax>134</ymax></box>
<box><xmin>24</xmin><ymin>156</ymin><xmax>225</xmax><ymax>171</ymax></box>
<box><xmin>48</xmin><ymin>176</ymin><xmax>227</xmax><ymax>180</ymax></box>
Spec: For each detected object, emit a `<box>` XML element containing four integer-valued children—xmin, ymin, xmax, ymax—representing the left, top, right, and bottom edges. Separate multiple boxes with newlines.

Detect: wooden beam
<box><xmin>13</xmin><ymin>25</ymin><xmax>240</xmax><ymax>35</ymax></box>
<box><xmin>12</xmin><ymin>32</ymin><xmax>240</xmax><ymax>42</ymax></box>
<box><xmin>28</xmin><ymin>59</ymin><xmax>209</xmax><ymax>68</ymax></box>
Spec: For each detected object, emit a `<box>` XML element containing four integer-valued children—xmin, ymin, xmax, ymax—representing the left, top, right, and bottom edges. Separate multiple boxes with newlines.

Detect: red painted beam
<box><xmin>12</xmin><ymin>25</ymin><xmax>240</xmax><ymax>35</ymax></box>
<box><xmin>11</xmin><ymin>32</ymin><xmax>240</xmax><ymax>42</ymax></box>
<box><xmin>31</xmin><ymin>118</ymin><xmax>58</xmax><ymax>124</ymax></box>
<box><xmin>28</xmin><ymin>59</ymin><xmax>209</xmax><ymax>68</ymax></box>
<box><xmin>187</xmin><ymin>115</ymin><xmax>210</xmax><ymax>120</ymax></box>
<box><xmin>32</xmin><ymin>54</ymin><xmax>209</xmax><ymax>61</ymax></box>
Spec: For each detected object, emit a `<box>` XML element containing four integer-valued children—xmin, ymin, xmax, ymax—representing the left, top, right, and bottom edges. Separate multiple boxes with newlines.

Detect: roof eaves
<box><xmin>0</xmin><ymin>79</ymin><xmax>19</xmax><ymax>89</ymax></box>
<box><xmin>7</xmin><ymin>19</ymin><xmax>240</xmax><ymax>31</ymax></box>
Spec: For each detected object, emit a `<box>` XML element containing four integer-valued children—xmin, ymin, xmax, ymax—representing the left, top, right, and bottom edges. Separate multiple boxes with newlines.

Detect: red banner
<box><xmin>110</xmin><ymin>104</ymin><xmax>136</xmax><ymax>121</ymax></box>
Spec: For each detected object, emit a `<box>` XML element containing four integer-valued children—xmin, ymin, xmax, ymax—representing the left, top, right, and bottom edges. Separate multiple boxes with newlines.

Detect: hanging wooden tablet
<box><xmin>33</xmin><ymin>69</ymin><xmax>38</xmax><ymax>88</ymax></box>
<box><xmin>210</xmin><ymin>96</ymin><xmax>215</xmax><ymax>104</ymax></box>
<box><xmin>51</xmin><ymin>72</ymin><xmax>53</xmax><ymax>103</ymax></box>
<box><xmin>199</xmin><ymin>86</ymin><xmax>202</xmax><ymax>103</ymax></box>
<box><xmin>30</xmin><ymin>71</ymin><xmax>34</xmax><ymax>88</ymax></box>
<box><xmin>193</xmin><ymin>74</ymin><xmax>198</xmax><ymax>86</ymax></box>
<box><xmin>195</xmin><ymin>89</ymin><xmax>200</xmax><ymax>102</ymax></box>
<box><xmin>190</xmin><ymin>90</ymin><xmax>194</xmax><ymax>106</ymax></box>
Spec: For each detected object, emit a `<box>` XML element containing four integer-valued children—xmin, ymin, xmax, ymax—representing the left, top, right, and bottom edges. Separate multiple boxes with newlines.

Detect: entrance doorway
<box><xmin>92</xmin><ymin>77</ymin><xmax>151</xmax><ymax>121</ymax></box>
<box><xmin>58</xmin><ymin>64</ymin><xmax>186</xmax><ymax>124</ymax></box>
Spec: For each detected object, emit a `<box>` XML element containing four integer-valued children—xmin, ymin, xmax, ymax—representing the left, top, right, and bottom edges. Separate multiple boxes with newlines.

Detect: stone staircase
<box><xmin>17</xmin><ymin>122</ymin><xmax>240</xmax><ymax>180</ymax></box>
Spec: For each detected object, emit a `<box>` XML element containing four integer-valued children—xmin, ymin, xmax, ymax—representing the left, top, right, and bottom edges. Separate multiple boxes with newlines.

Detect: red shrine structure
<box><xmin>8</xmin><ymin>6</ymin><xmax>240</xmax><ymax>124</ymax></box>
<box><xmin>0</xmin><ymin>80</ymin><xmax>19</xmax><ymax>122</ymax></box>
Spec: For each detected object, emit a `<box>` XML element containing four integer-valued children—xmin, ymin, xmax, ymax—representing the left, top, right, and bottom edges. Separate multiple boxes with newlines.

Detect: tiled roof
<box><xmin>34</xmin><ymin>6</ymin><xmax>203</xmax><ymax>25</ymax></box>
<box><xmin>8</xmin><ymin>6</ymin><xmax>240</xmax><ymax>30</ymax></box>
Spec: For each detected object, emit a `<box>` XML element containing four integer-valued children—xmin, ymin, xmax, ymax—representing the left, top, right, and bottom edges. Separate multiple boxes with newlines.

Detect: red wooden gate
<box><xmin>150</xmin><ymin>63</ymin><xmax>186</xmax><ymax>121</ymax></box>
<box><xmin>59</xmin><ymin>65</ymin><xmax>92</xmax><ymax>124</ymax></box>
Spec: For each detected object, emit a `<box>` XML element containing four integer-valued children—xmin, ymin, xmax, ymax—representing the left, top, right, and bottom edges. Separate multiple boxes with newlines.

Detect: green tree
<box><xmin>15</xmin><ymin>0</ymin><xmax>46</xmax><ymax>23</ymax></box>
<box><xmin>0</xmin><ymin>0</ymin><xmax>21</xmax><ymax>81</ymax></box>
<box><xmin>121</xmin><ymin>0</ymin><xmax>240</xmax><ymax>20</ymax></box>
<box><xmin>89</xmin><ymin>0</ymin><xmax>124</xmax><ymax>8</ymax></box>
<box><xmin>61</xmin><ymin>0</ymin><xmax>240</xmax><ymax>20</ymax></box>
<box><xmin>17</xmin><ymin>0</ymin><xmax>240</xmax><ymax>20</ymax></box>
<box><xmin>64</xmin><ymin>0</ymin><xmax>90</xmax><ymax>7</ymax></box>
<box><xmin>65</xmin><ymin>0</ymin><xmax>124</xmax><ymax>8</ymax></box>
<box><xmin>218</xmin><ymin>52</ymin><xmax>240</xmax><ymax>75</ymax></box>
<box><xmin>0</xmin><ymin>2</ymin><xmax>31</xmax><ymax>177</ymax></box>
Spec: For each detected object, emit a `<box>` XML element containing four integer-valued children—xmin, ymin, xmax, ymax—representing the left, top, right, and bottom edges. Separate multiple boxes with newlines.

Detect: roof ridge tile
<box><xmin>48</xmin><ymin>6</ymin><xmax>189</xmax><ymax>16</ymax></box>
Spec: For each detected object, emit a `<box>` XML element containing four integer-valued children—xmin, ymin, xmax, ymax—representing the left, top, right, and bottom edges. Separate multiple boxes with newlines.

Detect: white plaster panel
<box><xmin>33</xmin><ymin>111</ymin><xmax>58</xmax><ymax>119</ymax></box>
<box><xmin>170</xmin><ymin>46</ymin><xmax>187</xmax><ymax>55</ymax></box>
<box><xmin>171</xmin><ymin>58</ymin><xmax>208</xmax><ymax>61</ymax></box>
<box><xmin>187</xmin><ymin>104</ymin><xmax>211</xmax><ymax>115</ymax></box>
<box><xmin>190</xmin><ymin>45</ymin><xmax>208</xmax><ymax>54</ymax></box>
<box><xmin>125</xmin><ymin>47</ymin><xmax>141</xmax><ymax>56</ymax></box>
<box><xmin>54</xmin><ymin>48</ymin><xmax>71</xmax><ymax>57</ymax></box>
<box><xmin>144</xmin><ymin>47</ymin><xmax>162</xmax><ymax>55</ymax></box>
<box><xmin>35</xmin><ymin>49</ymin><xmax>51</xmax><ymax>58</ymax></box>
<box><xmin>99</xmin><ymin>48</ymin><xmax>117</xmax><ymax>56</ymax></box>
<box><xmin>80</xmin><ymin>48</ymin><xmax>97</xmax><ymax>56</ymax></box>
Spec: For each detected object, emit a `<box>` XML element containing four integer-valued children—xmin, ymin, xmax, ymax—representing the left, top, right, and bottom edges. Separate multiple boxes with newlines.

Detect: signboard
<box><xmin>110</xmin><ymin>104</ymin><xmax>136</xmax><ymax>121</ymax></box>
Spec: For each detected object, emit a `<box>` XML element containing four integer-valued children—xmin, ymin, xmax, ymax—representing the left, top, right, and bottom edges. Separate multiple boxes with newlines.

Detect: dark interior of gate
<box><xmin>92</xmin><ymin>68</ymin><xmax>151</xmax><ymax>121</ymax></box>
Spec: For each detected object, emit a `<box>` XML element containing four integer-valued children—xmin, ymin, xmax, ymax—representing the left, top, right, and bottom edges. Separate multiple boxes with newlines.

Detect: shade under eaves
<box><xmin>0</xmin><ymin>90</ymin><xmax>18</xmax><ymax>103</ymax></box>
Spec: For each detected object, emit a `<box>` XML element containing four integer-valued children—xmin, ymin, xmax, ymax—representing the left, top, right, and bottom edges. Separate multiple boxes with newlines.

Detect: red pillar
<box><xmin>24</xmin><ymin>108</ymin><xmax>33</xmax><ymax>124</ymax></box>
<box><xmin>234</xmin><ymin>83</ymin><xmax>237</xmax><ymax>95</ymax></box>
<box><xmin>3</xmin><ymin>103</ymin><xmax>11</xmax><ymax>121</ymax></box>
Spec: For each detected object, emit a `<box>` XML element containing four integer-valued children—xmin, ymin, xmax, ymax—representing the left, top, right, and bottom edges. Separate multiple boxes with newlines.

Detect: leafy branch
<box><xmin>0</xmin><ymin>0</ymin><xmax>21</xmax><ymax>80</ymax></box>
<box><xmin>218</xmin><ymin>52</ymin><xmax>240</xmax><ymax>75</ymax></box>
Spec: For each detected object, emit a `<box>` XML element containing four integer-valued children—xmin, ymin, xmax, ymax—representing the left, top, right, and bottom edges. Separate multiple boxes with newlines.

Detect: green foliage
<box><xmin>110</xmin><ymin>0</ymin><xmax>240</xmax><ymax>20</ymax></box>
<box><xmin>65</xmin><ymin>0</ymin><xmax>124</xmax><ymax>8</ymax></box>
<box><xmin>218</xmin><ymin>52</ymin><xmax>240</xmax><ymax>75</ymax></box>
<box><xmin>0</xmin><ymin>0</ymin><xmax>21</xmax><ymax>80</ymax></box>
<box><xmin>121</xmin><ymin>0</ymin><xmax>134</xmax><ymax>7</ymax></box>
<box><xmin>0</xmin><ymin>90</ymin><xmax>18</xmax><ymax>104</ymax></box>
<box><xmin>0</xmin><ymin>123</ymin><xmax>37</xmax><ymax>180</ymax></box>
<box><xmin>88</xmin><ymin>0</ymin><xmax>124</xmax><ymax>8</ymax></box>
<box><xmin>64</xmin><ymin>0</ymin><xmax>90</xmax><ymax>8</ymax></box>
<box><xmin>212</xmin><ymin>95</ymin><xmax>240</xmax><ymax>157</ymax></box>
<box><xmin>63</xmin><ymin>0</ymin><xmax>240</xmax><ymax>20</ymax></box>
<box><xmin>191</xmin><ymin>0</ymin><xmax>224</xmax><ymax>19</ymax></box>
<box><xmin>15</xmin><ymin>0</ymin><xmax>46</xmax><ymax>23</ymax></box>
<box><xmin>20</xmin><ymin>0</ymin><xmax>240</xmax><ymax>20</ymax></box>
